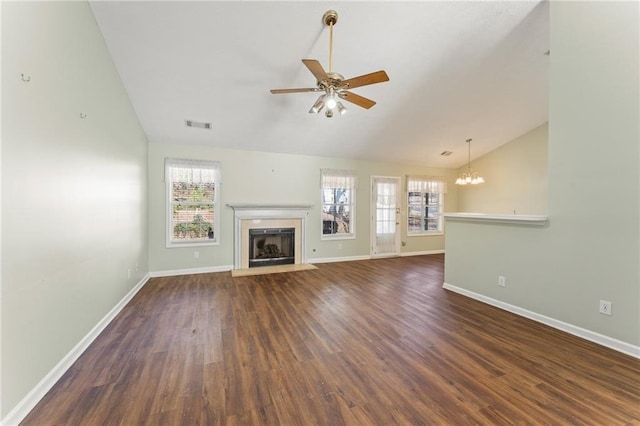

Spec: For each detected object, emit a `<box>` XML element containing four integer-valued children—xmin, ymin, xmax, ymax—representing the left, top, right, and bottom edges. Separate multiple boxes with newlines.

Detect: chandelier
<box><xmin>455</xmin><ymin>138</ymin><xmax>485</xmax><ymax>185</ymax></box>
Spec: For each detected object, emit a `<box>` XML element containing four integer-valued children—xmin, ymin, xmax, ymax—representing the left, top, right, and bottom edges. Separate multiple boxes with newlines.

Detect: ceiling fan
<box><xmin>270</xmin><ymin>10</ymin><xmax>389</xmax><ymax>118</ymax></box>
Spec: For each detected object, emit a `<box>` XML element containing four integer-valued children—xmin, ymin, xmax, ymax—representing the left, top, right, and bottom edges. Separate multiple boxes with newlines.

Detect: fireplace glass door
<box><xmin>249</xmin><ymin>228</ymin><xmax>295</xmax><ymax>267</ymax></box>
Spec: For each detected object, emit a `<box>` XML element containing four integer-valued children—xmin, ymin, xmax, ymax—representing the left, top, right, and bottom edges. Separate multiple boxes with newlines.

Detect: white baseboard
<box><xmin>309</xmin><ymin>255</ymin><xmax>371</xmax><ymax>264</ymax></box>
<box><xmin>1</xmin><ymin>274</ymin><xmax>151</xmax><ymax>426</ymax></box>
<box><xmin>149</xmin><ymin>264</ymin><xmax>233</xmax><ymax>278</ymax></box>
<box><xmin>401</xmin><ymin>249</ymin><xmax>445</xmax><ymax>257</ymax></box>
<box><xmin>311</xmin><ymin>250</ymin><xmax>444</xmax><ymax>264</ymax></box>
<box><xmin>442</xmin><ymin>282</ymin><xmax>640</xmax><ymax>359</ymax></box>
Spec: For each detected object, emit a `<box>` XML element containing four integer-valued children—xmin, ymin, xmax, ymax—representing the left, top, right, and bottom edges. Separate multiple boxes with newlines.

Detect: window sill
<box><xmin>407</xmin><ymin>232</ymin><xmax>443</xmax><ymax>237</ymax></box>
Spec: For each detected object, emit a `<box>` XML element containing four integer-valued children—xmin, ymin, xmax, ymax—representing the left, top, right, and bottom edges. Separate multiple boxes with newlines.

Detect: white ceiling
<box><xmin>89</xmin><ymin>1</ymin><xmax>549</xmax><ymax>169</ymax></box>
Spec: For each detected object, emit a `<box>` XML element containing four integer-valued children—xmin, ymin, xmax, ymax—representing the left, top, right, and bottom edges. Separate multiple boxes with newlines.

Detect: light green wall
<box><xmin>1</xmin><ymin>1</ymin><xmax>148</xmax><ymax>418</ymax></box>
<box><xmin>445</xmin><ymin>1</ymin><xmax>639</xmax><ymax>347</ymax></box>
<box><xmin>457</xmin><ymin>123</ymin><xmax>548</xmax><ymax>214</ymax></box>
<box><xmin>148</xmin><ymin>144</ymin><xmax>459</xmax><ymax>272</ymax></box>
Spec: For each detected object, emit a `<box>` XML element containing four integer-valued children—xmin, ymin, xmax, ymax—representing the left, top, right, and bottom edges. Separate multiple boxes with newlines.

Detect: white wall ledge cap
<box><xmin>444</xmin><ymin>212</ymin><xmax>548</xmax><ymax>225</ymax></box>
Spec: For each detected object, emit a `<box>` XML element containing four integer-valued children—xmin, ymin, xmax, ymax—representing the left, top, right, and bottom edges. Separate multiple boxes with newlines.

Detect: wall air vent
<box><xmin>440</xmin><ymin>151</ymin><xmax>453</xmax><ymax>156</ymax></box>
<box><xmin>185</xmin><ymin>120</ymin><xmax>212</xmax><ymax>130</ymax></box>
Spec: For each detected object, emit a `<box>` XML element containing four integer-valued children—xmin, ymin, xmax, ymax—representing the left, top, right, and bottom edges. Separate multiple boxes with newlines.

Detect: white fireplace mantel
<box><xmin>228</xmin><ymin>204</ymin><xmax>312</xmax><ymax>269</ymax></box>
<box><xmin>227</xmin><ymin>204</ymin><xmax>312</xmax><ymax>220</ymax></box>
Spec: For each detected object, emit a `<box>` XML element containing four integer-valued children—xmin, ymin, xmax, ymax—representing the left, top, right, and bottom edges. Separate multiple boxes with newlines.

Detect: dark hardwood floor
<box><xmin>22</xmin><ymin>255</ymin><xmax>640</xmax><ymax>425</ymax></box>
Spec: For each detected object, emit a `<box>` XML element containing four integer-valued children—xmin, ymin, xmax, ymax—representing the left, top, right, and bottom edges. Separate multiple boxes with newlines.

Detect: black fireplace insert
<box><xmin>248</xmin><ymin>228</ymin><xmax>295</xmax><ymax>267</ymax></box>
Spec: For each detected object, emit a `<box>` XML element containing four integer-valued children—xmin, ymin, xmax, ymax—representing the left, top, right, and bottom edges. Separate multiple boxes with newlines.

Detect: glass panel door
<box><xmin>371</xmin><ymin>176</ymin><xmax>401</xmax><ymax>257</ymax></box>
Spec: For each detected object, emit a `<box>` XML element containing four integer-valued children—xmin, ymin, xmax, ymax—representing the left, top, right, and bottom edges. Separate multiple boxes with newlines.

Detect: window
<box><xmin>166</xmin><ymin>158</ymin><xmax>220</xmax><ymax>247</ymax></box>
<box><xmin>407</xmin><ymin>176</ymin><xmax>446</xmax><ymax>235</ymax></box>
<box><xmin>321</xmin><ymin>169</ymin><xmax>357</xmax><ymax>238</ymax></box>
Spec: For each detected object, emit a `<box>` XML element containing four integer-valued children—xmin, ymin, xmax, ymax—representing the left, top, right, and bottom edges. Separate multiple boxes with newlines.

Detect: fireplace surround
<box><xmin>228</xmin><ymin>204</ymin><xmax>312</xmax><ymax>270</ymax></box>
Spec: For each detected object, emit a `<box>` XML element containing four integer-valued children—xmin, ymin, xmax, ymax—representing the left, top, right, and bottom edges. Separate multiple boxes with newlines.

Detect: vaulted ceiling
<box><xmin>89</xmin><ymin>1</ymin><xmax>549</xmax><ymax>168</ymax></box>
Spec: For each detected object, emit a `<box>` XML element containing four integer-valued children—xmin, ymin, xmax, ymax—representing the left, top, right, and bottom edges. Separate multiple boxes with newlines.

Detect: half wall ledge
<box><xmin>443</xmin><ymin>212</ymin><xmax>548</xmax><ymax>226</ymax></box>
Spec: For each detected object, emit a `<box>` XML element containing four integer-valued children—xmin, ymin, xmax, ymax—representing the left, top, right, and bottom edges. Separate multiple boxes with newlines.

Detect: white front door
<box><xmin>371</xmin><ymin>176</ymin><xmax>401</xmax><ymax>257</ymax></box>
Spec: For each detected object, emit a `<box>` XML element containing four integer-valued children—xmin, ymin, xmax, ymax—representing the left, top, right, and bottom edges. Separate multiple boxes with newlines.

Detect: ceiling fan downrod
<box><xmin>322</xmin><ymin>10</ymin><xmax>338</xmax><ymax>73</ymax></box>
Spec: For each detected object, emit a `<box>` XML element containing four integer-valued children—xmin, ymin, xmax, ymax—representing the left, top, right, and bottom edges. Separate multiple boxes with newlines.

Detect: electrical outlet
<box><xmin>337</xmin><ymin>243</ymin><xmax>342</xmax><ymax>250</ymax></box>
<box><xmin>498</xmin><ymin>275</ymin><xmax>506</xmax><ymax>287</ymax></box>
<box><xmin>127</xmin><ymin>269</ymin><xmax>131</xmax><ymax>279</ymax></box>
<box><xmin>193</xmin><ymin>251</ymin><xmax>199</xmax><ymax>259</ymax></box>
<box><xmin>599</xmin><ymin>300</ymin><xmax>612</xmax><ymax>316</ymax></box>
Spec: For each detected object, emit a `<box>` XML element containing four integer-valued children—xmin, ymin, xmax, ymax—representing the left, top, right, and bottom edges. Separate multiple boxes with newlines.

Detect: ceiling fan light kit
<box><xmin>270</xmin><ymin>10</ymin><xmax>389</xmax><ymax>118</ymax></box>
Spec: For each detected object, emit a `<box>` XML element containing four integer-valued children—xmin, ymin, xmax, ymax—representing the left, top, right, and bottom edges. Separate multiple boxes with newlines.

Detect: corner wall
<box><xmin>445</xmin><ymin>1</ymin><xmax>639</xmax><ymax>350</ymax></box>
<box><xmin>1</xmin><ymin>1</ymin><xmax>148</xmax><ymax>419</ymax></box>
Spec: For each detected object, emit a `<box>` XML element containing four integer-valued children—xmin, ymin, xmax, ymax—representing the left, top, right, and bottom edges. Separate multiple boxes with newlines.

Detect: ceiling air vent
<box><xmin>440</xmin><ymin>151</ymin><xmax>453</xmax><ymax>156</ymax></box>
<box><xmin>185</xmin><ymin>119</ymin><xmax>212</xmax><ymax>130</ymax></box>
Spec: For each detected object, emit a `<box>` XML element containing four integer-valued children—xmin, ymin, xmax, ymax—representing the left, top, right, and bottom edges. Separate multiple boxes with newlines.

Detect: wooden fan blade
<box><xmin>270</xmin><ymin>88</ymin><xmax>318</xmax><ymax>94</ymax></box>
<box><xmin>341</xmin><ymin>70</ymin><xmax>389</xmax><ymax>90</ymax></box>
<box><xmin>302</xmin><ymin>59</ymin><xmax>329</xmax><ymax>82</ymax></box>
<box><xmin>339</xmin><ymin>91</ymin><xmax>376</xmax><ymax>109</ymax></box>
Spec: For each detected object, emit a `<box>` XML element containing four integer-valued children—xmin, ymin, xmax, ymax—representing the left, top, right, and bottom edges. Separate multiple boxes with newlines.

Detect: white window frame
<box><xmin>407</xmin><ymin>176</ymin><xmax>446</xmax><ymax>236</ymax></box>
<box><xmin>320</xmin><ymin>169</ymin><xmax>357</xmax><ymax>240</ymax></box>
<box><xmin>165</xmin><ymin>158</ymin><xmax>221</xmax><ymax>248</ymax></box>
